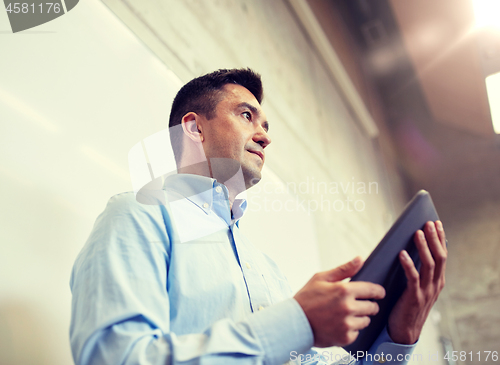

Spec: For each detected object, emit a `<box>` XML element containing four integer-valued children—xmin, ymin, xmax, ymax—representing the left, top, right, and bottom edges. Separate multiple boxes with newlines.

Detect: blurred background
<box><xmin>0</xmin><ymin>0</ymin><xmax>499</xmax><ymax>364</ymax></box>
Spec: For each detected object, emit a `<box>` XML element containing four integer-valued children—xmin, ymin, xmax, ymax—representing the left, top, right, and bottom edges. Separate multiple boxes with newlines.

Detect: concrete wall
<box><xmin>0</xmin><ymin>0</ymin><xmax>445</xmax><ymax>363</ymax></box>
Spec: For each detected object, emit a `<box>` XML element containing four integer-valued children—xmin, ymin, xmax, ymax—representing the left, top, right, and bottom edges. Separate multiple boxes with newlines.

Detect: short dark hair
<box><xmin>168</xmin><ymin>68</ymin><xmax>263</xmax><ymax>165</ymax></box>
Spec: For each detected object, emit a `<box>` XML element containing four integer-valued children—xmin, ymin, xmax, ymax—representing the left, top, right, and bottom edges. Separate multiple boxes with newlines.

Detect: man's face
<box><xmin>199</xmin><ymin>83</ymin><xmax>271</xmax><ymax>188</ymax></box>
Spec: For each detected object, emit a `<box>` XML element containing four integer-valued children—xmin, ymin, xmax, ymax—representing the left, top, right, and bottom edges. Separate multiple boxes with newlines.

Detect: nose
<box><xmin>254</xmin><ymin>125</ymin><xmax>271</xmax><ymax>149</ymax></box>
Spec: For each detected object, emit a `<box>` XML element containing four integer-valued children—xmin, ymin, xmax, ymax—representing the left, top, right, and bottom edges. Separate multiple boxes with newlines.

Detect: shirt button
<box><xmin>245</xmin><ymin>262</ymin><xmax>251</xmax><ymax>269</ymax></box>
<box><xmin>378</xmin><ymin>355</ymin><xmax>387</xmax><ymax>363</ymax></box>
<box><xmin>215</xmin><ymin>186</ymin><xmax>222</xmax><ymax>193</ymax></box>
<box><xmin>258</xmin><ymin>305</ymin><xmax>264</xmax><ymax>311</ymax></box>
<box><xmin>202</xmin><ymin>203</ymin><xmax>209</xmax><ymax>209</ymax></box>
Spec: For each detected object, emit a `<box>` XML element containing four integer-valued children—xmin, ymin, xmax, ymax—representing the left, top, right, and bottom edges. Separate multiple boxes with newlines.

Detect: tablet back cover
<box><xmin>343</xmin><ymin>190</ymin><xmax>439</xmax><ymax>356</ymax></box>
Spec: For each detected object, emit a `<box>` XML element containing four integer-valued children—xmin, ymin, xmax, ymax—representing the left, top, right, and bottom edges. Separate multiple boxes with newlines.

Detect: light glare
<box><xmin>485</xmin><ymin>72</ymin><xmax>500</xmax><ymax>134</ymax></box>
<box><xmin>472</xmin><ymin>0</ymin><xmax>500</xmax><ymax>28</ymax></box>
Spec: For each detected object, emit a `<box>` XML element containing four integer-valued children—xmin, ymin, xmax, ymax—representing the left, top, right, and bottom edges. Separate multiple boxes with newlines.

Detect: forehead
<box><xmin>218</xmin><ymin>84</ymin><xmax>265</xmax><ymax>115</ymax></box>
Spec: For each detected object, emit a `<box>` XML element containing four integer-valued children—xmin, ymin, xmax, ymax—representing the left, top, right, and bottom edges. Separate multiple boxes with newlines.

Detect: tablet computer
<box><xmin>343</xmin><ymin>190</ymin><xmax>440</xmax><ymax>356</ymax></box>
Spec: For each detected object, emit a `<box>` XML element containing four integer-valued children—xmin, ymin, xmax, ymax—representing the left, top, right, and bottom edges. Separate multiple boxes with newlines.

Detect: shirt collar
<box><xmin>163</xmin><ymin>173</ymin><xmax>248</xmax><ymax>222</ymax></box>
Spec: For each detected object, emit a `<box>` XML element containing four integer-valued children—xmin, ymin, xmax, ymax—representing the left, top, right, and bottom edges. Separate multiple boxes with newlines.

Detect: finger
<box><xmin>414</xmin><ymin>227</ymin><xmax>435</xmax><ymax>287</ymax></box>
<box><xmin>436</xmin><ymin>220</ymin><xmax>447</xmax><ymax>254</ymax></box>
<box><xmin>425</xmin><ymin>221</ymin><xmax>447</xmax><ymax>283</ymax></box>
<box><xmin>348</xmin><ymin>316</ymin><xmax>371</xmax><ymax>331</ymax></box>
<box><xmin>351</xmin><ymin>299</ymin><xmax>380</xmax><ymax>316</ymax></box>
<box><xmin>431</xmin><ymin>221</ymin><xmax>447</xmax><ymax>283</ymax></box>
<box><xmin>342</xmin><ymin>329</ymin><xmax>360</xmax><ymax>347</ymax></box>
<box><xmin>348</xmin><ymin>282</ymin><xmax>386</xmax><ymax>300</ymax></box>
<box><xmin>323</xmin><ymin>256</ymin><xmax>364</xmax><ymax>282</ymax></box>
<box><xmin>399</xmin><ymin>250</ymin><xmax>419</xmax><ymax>293</ymax></box>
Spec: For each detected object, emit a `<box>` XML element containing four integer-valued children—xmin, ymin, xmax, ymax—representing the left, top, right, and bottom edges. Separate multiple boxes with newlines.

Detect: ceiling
<box><xmin>389</xmin><ymin>0</ymin><xmax>497</xmax><ymax>137</ymax></box>
<box><xmin>310</xmin><ymin>0</ymin><xmax>499</xmax><ymax>138</ymax></box>
<box><xmin>308</xmin><ymin>0</ymin><xmax>500</xmax><ymax>203</ymax></box>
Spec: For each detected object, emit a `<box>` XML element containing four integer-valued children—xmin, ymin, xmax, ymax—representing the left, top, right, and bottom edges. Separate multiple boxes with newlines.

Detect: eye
<box><xmin>242</xmin><ymin>111</ymin><xmax>251</xmax><ymax>120</ymax></box>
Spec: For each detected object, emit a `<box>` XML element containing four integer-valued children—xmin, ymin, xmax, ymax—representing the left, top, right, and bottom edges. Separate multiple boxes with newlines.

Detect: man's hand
<box><xmin>388</xmin><ymin>220</ymin><xmax>447</xmax><ymax>344</ymax></box>
<box><xmin>294</xmin><ymin>257</ymin><xmax>386</xmax><ymax>348</ymax></box>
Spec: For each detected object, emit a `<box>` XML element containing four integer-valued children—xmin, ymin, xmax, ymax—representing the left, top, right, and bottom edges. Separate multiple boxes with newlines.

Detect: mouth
<box><xmin>248</xmin><ymin>150</ymin><xmax>264</xmax><ymax>162</ymax></box>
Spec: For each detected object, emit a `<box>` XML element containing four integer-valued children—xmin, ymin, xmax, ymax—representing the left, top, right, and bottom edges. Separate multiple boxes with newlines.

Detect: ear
<box><xmin>181</xmin><ymin>112</ymin><xmax>204</xmax><ymax>142</ymax></box>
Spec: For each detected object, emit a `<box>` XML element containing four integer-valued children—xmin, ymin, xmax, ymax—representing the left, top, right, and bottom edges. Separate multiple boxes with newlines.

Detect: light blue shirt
<box><xmin>70</xmin><ymin>173</ymin><xmax>416</xmax><ymax>365</ymax></box>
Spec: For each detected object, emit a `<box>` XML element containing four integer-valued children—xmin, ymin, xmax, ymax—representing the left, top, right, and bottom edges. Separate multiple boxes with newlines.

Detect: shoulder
<box><xmin>82</xmin><ymin>191</ymin><xmax>173</xmax><ymax>254</ymax></box>
<box><xmin>103</xmin><ymin>191</ymin><xmax>166</xmax><ymax>217</ymax></box>
<box><xmin>92</xmin><ymin>191</ymin><xmax>174</xmax><ymax>235</ymax></box>
<box><xmin>105</xmin><ymin>191</ymin><xmax>139</xmax><ymax>210</ymax></box>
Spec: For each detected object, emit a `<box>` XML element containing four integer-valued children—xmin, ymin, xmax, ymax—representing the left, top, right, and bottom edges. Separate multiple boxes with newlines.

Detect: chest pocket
<box><xmin>261</xmin><ymin>273</ymin><xmax>292</xmax><ymax>304</ymax></box>
<box><xmin>254</xmin><ymin>252</ymin><xmax>293</xmax><ymax>304</ymax></box>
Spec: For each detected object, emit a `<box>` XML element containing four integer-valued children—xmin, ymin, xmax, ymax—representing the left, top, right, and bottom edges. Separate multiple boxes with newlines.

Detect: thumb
<box><xmin>323</xmin><ymin>256</ymin><xmax>364</xmax><ymax>282</ymax></box>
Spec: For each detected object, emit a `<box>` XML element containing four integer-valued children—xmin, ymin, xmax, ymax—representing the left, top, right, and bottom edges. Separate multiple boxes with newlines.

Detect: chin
<box><xmin>243</xmin><ymin>169</ymin><xmax>262</xmax><ymax>189</ymax></box>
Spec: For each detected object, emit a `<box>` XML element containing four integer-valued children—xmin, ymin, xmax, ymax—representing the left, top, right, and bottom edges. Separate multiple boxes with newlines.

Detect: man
<box><xmin>70</xmin><ymin>68</ymin><xmax>447</xmax><ymax>365</ymax></box>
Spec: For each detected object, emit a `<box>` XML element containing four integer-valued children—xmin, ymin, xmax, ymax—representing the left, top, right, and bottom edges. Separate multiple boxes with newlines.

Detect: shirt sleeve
<box><xmin>69</xmin><ymin>192</ymin><xmax>314</xmax><ymax>365</ymax></box>
<box><xmin>356</xmin><ymin>327</ymin><xmax>417</xmax><ymax>365</ymax></box>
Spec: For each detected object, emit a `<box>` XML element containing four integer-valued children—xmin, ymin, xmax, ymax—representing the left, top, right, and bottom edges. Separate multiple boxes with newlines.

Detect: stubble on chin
<box><xmin>243</xmin><ymin>169</ymin><xmax>262</xmax><ymax>189</ymax></box>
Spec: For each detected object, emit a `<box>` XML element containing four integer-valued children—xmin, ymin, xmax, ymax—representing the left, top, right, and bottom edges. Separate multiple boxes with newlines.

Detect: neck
<box><xmin>177</xmin><ymin>159</ymin><xmax>246</xmax><ymax>210</ymax></box>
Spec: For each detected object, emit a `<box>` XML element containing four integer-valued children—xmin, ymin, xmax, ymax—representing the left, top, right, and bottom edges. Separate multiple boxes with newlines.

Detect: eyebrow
<box><xmin>236</xmin><ymin>102</ymin><xmax>269</xmax><ymax>132</ymax></box>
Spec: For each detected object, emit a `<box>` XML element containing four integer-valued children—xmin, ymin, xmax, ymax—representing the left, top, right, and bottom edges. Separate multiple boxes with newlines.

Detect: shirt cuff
<box><xmin>248</xmin><ymin>298</ymin><xmax>314</xmax><ymax>365</ymax></box>
<box><xmin>360</xmin><ymin>327</ymin><xmax>417</xmax><ymax>365</ymax></box>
